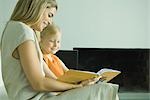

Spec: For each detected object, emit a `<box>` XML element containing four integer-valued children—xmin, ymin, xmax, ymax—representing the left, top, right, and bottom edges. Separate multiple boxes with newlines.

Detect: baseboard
<box><xmin>119</xmin><ymin>92</ymin><xmax>150</xmax><ymax>100</ymax></box>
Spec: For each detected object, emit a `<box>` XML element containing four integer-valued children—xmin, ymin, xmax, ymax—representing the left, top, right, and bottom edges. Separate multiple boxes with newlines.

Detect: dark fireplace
<box><xmin>56</xmin><ymin>50</ymin><xmax>78</xmax><ymax>69</ymax></box>
<box><xmin>73</xmin><ymin>48</ymin><xmax>150</xmax><ymax>93</ymax></box>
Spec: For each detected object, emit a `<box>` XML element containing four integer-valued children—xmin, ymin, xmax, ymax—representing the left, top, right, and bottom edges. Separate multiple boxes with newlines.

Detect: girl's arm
<box><xmin>61</xmin><ymin>62</ymin><xmax>69</xmax><ymax>72</ymax></box>
<box><xmin>58</xmin><ymin>59</ymin><xmax>69</xmax><ymax>72</ymax></box>
<box><xmin>43</xmin><ymin>60</ymin><xmax>57</xmax><ymax>79</ymax></box>
<box><xmin>18</xmin><ymin>41</ymin><xmax>82</xmax><ymax>92</ymax></box>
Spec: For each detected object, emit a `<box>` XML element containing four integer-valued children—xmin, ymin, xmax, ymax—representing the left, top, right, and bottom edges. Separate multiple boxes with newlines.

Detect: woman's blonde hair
<box><xmin>40</xmin><ymin>23</ymin><xmax>60</xmax><ymax>38</ymax></box>
<box><xmin>10</xmin><ymin>0</ymin><xmax>57</xmax><ymax>25</ymax></box>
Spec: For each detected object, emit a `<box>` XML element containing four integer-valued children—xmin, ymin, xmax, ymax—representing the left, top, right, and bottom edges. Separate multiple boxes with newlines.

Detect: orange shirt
<box><xmin>43</xmin><ymin>54</ymin><xmax>64</xmax><ymax>77</ymax></box>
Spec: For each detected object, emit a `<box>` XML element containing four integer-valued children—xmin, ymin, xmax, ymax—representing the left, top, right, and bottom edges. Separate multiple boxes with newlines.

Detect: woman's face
<box><xmin>31</xmin><ymin>7</ymin><xmax>57</xmax><ymax>32</ymax></box>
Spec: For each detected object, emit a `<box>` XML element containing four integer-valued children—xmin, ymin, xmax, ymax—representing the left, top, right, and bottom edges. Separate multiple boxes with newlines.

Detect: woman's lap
<box><xmin>40</xmin><ymin>82</ymin><xmax>119</xmax><ymax>100</ymax></box>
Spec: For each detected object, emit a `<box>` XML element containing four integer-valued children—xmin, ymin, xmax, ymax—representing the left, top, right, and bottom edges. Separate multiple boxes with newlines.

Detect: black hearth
<box><xmin>73</xmin><ymin>48</ymin><xmax>149</xmax><ymax>93</ymax></box>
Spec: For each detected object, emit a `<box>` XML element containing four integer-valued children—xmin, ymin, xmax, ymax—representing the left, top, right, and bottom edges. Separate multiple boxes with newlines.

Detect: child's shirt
<box><xmin>43</xmin><ymin>54</ymin><xmax>64</xmax><ymax>77</ymax></box>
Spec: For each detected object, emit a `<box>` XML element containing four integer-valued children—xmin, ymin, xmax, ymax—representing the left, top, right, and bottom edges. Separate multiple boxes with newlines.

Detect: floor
<box><xmin>119</xmin><ymin>92</ymin><xmax>150</xmax><ymax>100</ymax></box>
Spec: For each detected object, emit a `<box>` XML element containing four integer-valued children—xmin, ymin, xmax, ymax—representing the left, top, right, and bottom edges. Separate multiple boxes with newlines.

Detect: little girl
<box><xmin>40</xmin><ymin>23</ymin><xmax>69</xmax><ymax>79</ymax></box>
<box><xmin>39</xmin><ymin>23</ymin><xmax>119</xmax><ymax>100</ymax></box>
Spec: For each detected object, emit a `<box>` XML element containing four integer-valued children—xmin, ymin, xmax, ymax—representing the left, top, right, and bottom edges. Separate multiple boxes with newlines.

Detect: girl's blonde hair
<box><xmin>41</xmin><ymin>23</ymin><xmax>60</xmax><ymax>38</ymax></box>
<box><xmin>11</xmin><ymin>0</ymin><xmax>57</xmax><ymax>25</ymax></box>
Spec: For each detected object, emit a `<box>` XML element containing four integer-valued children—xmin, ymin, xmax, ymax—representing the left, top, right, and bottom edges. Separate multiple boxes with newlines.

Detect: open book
<box><xmin>57</xmin><ymin>68</ymin><xmax>121</xmax><ymax>84</ymax></box>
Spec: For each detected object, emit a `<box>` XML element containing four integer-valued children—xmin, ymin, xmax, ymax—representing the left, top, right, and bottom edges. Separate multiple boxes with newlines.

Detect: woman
<box><xmin>1</xmin><ymin>0</ymin><xmax>119</xmax><ymax>100</ymax></box>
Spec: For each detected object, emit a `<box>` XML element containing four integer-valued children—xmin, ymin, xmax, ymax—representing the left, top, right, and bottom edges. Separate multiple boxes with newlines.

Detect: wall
<box><xmin>54</xmin><ymin>0</ymin><xmax>149</xmax><ymax>49</ymax></box>
<box><xmin>0</xmin><ymin>0</ymin><xmax>149</xmax><ymax>49</ymax></box>
<box><xmin>0</xmin><ymin>0</ymin><xmax>17</xmax><ymax>38</ymax></box>
<box><xmin>148</xmin><ymin>0</ymin><xmax>150</xmax><ymax>46</ymax></box>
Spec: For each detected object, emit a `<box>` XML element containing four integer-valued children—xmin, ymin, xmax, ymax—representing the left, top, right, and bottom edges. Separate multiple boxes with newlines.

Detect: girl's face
<box><xmin>41</xmin><ymin>32</ymin><xmax>61</xmax><ymax>54</ymax></box>
<box><xmin>31</xmin><ymin>6</ymin><xmax>57</xmax><ymax>32</ymax></box>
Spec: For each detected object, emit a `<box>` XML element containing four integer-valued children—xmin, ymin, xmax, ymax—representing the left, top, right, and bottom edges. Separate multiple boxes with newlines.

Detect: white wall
<box><xmin>0</xmin><ymin>0</ymin><xmax>17</xmax><ymax>41</ymax></box>
<box><xmin>148</xmin><ymin>0</ymin><xmax>150</xmax><ymax>46</ymax></box>
<box><xmin>0</xmin><ymin>0</ymin><xmax>149</xmax><ymax>50</ymax></box>
<box><xmin>54</xmin><ymin>0</ymin><xmax>149</xmax><ymax>49</ymax></box>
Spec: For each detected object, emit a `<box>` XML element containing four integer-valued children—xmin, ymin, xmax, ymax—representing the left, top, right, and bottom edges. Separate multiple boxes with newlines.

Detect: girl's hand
<box><xmin>80</xmin><ymin>76</ymin><xmax>102</xmax><ymax>86</ymax></box>
<box><xmin>72</xmin><ymin>83</ymin><xmax>83</xmax><ymax>89</ymax></box>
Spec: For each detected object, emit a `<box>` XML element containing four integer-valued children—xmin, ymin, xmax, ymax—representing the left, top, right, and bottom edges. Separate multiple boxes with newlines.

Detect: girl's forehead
<box><xmin>44</xmin><ymin>32</ymin><xmax>61</xmax><ymax>39</ymax></box>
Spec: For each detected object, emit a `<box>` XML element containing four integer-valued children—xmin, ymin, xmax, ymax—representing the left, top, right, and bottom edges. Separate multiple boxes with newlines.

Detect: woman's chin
<box><xmin>38</xmin><ymin>26</ymin><xmax>45</xmax><ymax>32</ymax></box>
<box><xmin>39</xmin><ymin>28</ymin><xmax>44</xmax><ymax>32</ymax></box>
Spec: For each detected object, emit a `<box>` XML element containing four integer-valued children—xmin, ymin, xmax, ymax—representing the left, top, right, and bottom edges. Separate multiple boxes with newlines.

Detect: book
<box><xmin>57</xmin><ymin>68</ymin><xmax>121</xmax><ymax>84</ymax></box>
<box><xmin>97</xmin><ymin>68</ymin><xmax>121</xmax><ymax>82</ymax></box>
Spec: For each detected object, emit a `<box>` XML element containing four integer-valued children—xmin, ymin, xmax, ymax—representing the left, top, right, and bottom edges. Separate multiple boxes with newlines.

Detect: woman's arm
<box><xmin>18</xmin><ymin>41</ymin><xmax>82</xmax><ymax>92</ymax></box>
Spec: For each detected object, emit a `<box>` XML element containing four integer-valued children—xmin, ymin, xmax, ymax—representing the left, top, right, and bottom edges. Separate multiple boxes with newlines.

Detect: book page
<box><xmin>97</xmin><ymin>68</ymin><xmax>121</xmax><ymax>82</ymax></box>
